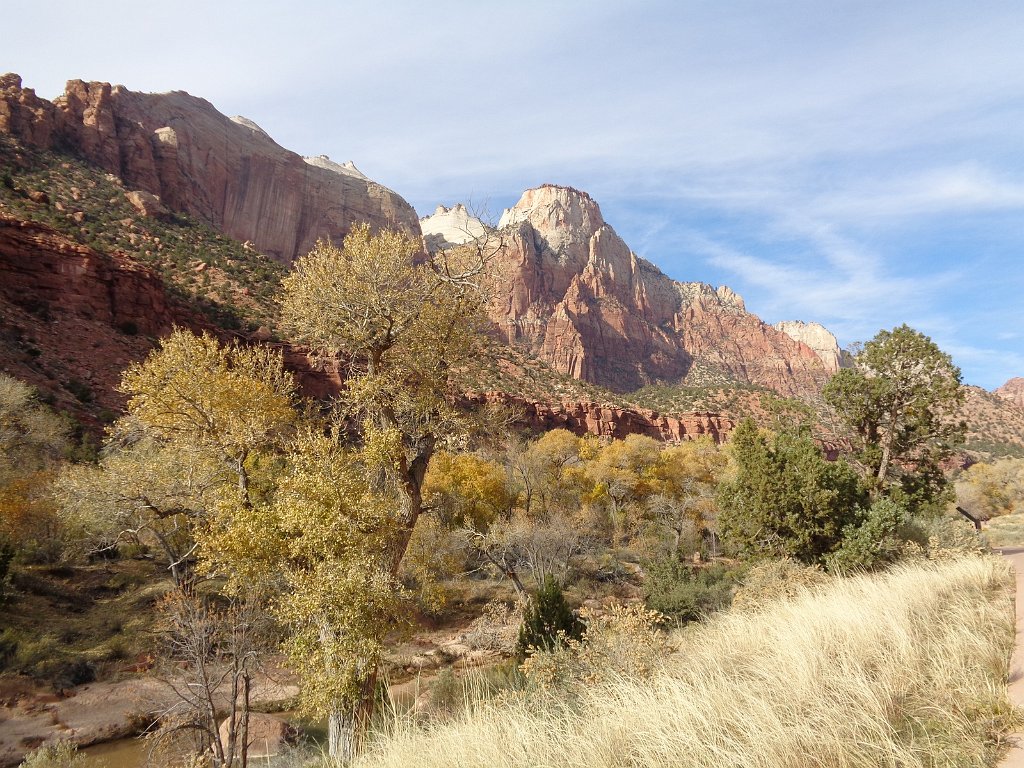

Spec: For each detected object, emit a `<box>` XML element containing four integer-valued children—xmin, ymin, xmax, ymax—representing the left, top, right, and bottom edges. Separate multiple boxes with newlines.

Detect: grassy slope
<box><xmin>356</xmin><ymin>556</ymin><xmax>1016</xmax><ymax>768</ymax></box>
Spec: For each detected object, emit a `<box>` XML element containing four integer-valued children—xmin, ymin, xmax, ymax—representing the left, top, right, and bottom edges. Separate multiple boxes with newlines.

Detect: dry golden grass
<box><xmin>354</xmin><ymin>556</ymin><xmax>1017</xmax><ymax>768</ymax></box>
<box><xmin>985</xmin><ymin>513</ymin><xmax>1024</xmax><ymax>549</ymax></box>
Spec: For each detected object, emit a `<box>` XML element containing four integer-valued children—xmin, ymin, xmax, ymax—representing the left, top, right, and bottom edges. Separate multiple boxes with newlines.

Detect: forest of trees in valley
<box><xmin>1</xmin><ymin>226</ymin><xmax>1010</xmax><ymax>767</ymax></box>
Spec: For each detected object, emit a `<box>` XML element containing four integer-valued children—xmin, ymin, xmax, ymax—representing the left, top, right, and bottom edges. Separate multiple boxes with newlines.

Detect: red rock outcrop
<box><xmin>464</xmin><ymin>392</ymin><xmax>734</xmax><ymax>443</ymax></box>
<box><xmin>0</xmin><ymin>73</ymin><xmax>419</xmax><ymax>263</ymax></box>
<box><xmin>0</xmin><ymin>214</ymin><xmax>338</xmax><ymax>424</ymax></box>
<box><xmin>4</xmin><ymin>214</ymin><xmax>724</xmax><ymax>442</ymax></box>
<box><xmin>488</xmin><ymin>185</ymin><xmax>831</xmax><ymax>396</ymax></box>
<box><xmin>995</xmin><ymin>378</ymin><xmax>1024</xmax><ymax>409</ymax></box>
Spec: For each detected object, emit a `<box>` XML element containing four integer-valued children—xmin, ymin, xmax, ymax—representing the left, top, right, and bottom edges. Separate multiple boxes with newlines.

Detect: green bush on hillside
<box><xmin>516</xmin><ymin>576</ymin><xmax>582</xmax><ymax>660</ymax></box>
<box><xmin>643</xmin><ymin>558</ymin><xmax>740</xmax><ymax>622</ymax></box>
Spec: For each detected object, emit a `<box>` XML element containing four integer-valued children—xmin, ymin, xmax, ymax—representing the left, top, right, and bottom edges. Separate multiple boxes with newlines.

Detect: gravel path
<box><xmin>999</xmin><ymin>547</ymin><xmax>1024</xmax><ymax>768</ymax></box>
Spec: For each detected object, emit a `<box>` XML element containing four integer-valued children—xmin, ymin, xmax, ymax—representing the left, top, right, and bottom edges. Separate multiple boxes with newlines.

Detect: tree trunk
<box><xmin>328</xmin><ymin>708</ymin><xmax>357</xmax><ymax>765</ymax></box>
<box><xmin>240</xmin><ymin>672</ymin><xmax>250</xmax><ymax>768</ymax></box>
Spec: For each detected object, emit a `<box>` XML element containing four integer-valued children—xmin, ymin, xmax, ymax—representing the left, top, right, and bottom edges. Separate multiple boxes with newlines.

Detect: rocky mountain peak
<box><xmin>995</xmin><ymin>378</ymin><xmax>1024</xmax><ymax>409</ymax></box>
<box><xmin>774</xmin><ymin>320</ymin><xmax>842</xmax><ymax>373</ymax></box>
<box><xmin>420</xmin><ymin>203</ymin><xmax>487</xmax><ymax>247</ymax></box>
<box><xmin>498</xmin><ymin>184</ymin><xmax>605</xmax><ymax>241</ymax></box>
<box><xmin>0</xmin><ymin>73</ymin><xmax>419</xmax><ymax>263</ymax></box>
<box><xmin>486</xmin><ymin>184</ymin><xmax>831</xmax><ymax>395</ymax></box>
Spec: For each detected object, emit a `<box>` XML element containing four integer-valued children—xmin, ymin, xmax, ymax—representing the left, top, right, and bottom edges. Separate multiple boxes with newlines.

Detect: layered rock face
<box><xmin>774</xmin><ymin>320</ymin><xmax>842</xmax><ymax>373</ymax></box>
<box><xmin>0</xmin><ymin>215</ymin><xmax>712</xmax><ymax>442</ymax></box>
<box><xmin>0</xmin><ymin>73</ymin><xmax>419</xmax><ymax>263</ymax></box>
<box><xmin>486</xmin><ymin>185</ymin><xmax>830</xmax><ymax>396</ymax></box>
<box><xmin>0</xmin><ymin>214</ymin><xmax>340</xmax><ymax>424</ymax></box>
<box><xmin>995</xmin><ymin>378</ymin><xmax>1024</xmax><ymax>409</ymax></box>
<box><xmin>464</xmin><ymin>392</ymin><xmax>734</xmax><ymax>443</ymax></box>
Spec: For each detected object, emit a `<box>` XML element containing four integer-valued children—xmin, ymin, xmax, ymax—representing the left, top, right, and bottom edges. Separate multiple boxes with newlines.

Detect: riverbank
<box><xmin>0</xmin><ymin>667</ymin><xmax>298</xmax><ymax>767</ymax></box>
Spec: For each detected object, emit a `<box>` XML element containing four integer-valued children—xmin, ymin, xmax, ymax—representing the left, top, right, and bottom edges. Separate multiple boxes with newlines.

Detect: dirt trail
<box><xmin>999</xmin><ymin>548</ymin><xmax>1024</xmax><ymax>768</ymax></box>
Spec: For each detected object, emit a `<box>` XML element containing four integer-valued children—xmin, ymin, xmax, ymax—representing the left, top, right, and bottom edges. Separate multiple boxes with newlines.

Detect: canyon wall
<box><xmin>0</xmin><ymin>73</ymin><xmax>419</xmax><ymax>263</ymax></box>
<box><xmin>486</xmin><ymin>184</ymin><xmax>831</xmax><ymax>396</ymax></box>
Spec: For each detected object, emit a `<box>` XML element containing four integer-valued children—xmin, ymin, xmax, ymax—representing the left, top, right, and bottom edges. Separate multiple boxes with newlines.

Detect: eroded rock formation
<box><xmin>774</xmin><ymin>320</ymin><xmax>842</xmax><ymax>373</ymax></box>
<box><xmin>464</xmin><ymin>392</ymin><xmax>734</xmax><ymax>443</ymax></box>
<box><xmin>995</xmin><ymin>378</ymin><xmax>1024</xmax><ymax>409</ymax></box>
<box><xmin>0</xmin><ymin>214</ymin><xmax>337</xmax><ymax>423</ymax></box>
<box><xmin>420</xmin><ymin>203</ymin><xmax>488</xmax><ymax>248</ymax></box>
<box><xmin>0</xmin><ymin>73</ymin><xmax>419</xmax><ymax>263</ymax></box>
<box><xmin>0</xmin><ymin>215</ymin><xmax>722</xmax><ymax>442</ymax></box>
<box><xmin>485</xmin><ymin>184</ymin><xmax>830</xmax><ymax>396</ymax></box>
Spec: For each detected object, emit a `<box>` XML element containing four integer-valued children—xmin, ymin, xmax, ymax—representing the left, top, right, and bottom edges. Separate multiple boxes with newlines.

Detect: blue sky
<box><xmin>5</xmin><ymin>1</ymin><xmax>1023</xmax><ymax>389</ymax></box>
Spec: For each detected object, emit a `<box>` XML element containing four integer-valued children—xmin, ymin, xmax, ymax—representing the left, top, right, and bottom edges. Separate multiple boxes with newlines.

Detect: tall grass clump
<box><xmin>353</xmin><ymin>556</ymin><xmax>1016</xmax><ymax>768</ymax></box>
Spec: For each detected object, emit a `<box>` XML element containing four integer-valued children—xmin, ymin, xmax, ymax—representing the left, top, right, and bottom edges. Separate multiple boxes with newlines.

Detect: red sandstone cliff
<box><xmin>487</xmin><ymin>185</ymin><xmax>830</xmax><ymax>396</ymax></box>
<box><xmin>465</xmin><ymin>392</ymin><xmax>733</xmax><ymax>443</ymax></box>
<box><xmin>0</xmin><ymin>214</ymin><xmax>338</xmax><ymax>423</ymax></box>
<box><xmin>1</xmin><ymin>213</ymin><xmax>720</xmax><ymax>441</ymax></box>
<box><xmin>0</xmin><ymin>73</ymin><xmax>419</xmax><ymax>263</ymax></box>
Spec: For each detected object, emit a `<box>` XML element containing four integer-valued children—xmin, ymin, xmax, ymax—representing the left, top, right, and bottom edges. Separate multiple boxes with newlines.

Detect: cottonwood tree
<box><xmin>420</xmin><ymin>451</ymin><xmax>526</xmax><ymax>593</ymax></box>
<box><xmin>205</xmin><ymin>428</ymin><xmax>406</xmax><ymax>761</ymax></box>
<box><xmin>957</xmin><ymin>457</ymin><xmax>1024</xmax><ymax>519</ymax></box>
<box><xmin>56</xmin><ymin>331</ymin><xmax>297</xmax><ymax>766</ymax></box>
<box><xmin>823</xmin><ymin>324</ymin><xmax>964</xmax><ymax>509</ymax></box>
<box><xmin>278</xmin><ymin>224</ymin><xmax>490</xmax><ymax>760</ymax></box>
<box><xmin>644</xmin><ymin>438</ymin><xmax>727</xmax><ymax>557</ymax></box>
<box><xmin>0</xmin><ymin>374</ymin><xmax>69</xmax><ymax>572</ymax></box>
<box><xmin>150</xmin><ymin>588</ymin><xmax>268</xmax><ymax>768</ymax></box>
<box><xmin>581</xmin><ymin>434</ymin><xmax>662</xmax><ymax>543</ymax></box>
<box><xmin>56</xmin><ymin>330</ymin><xmax>297</xmax><ymax>584</ymax></box>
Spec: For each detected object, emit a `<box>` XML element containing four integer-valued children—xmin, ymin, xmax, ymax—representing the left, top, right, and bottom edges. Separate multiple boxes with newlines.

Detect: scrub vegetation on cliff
<box><xmin>0</xmin><ymin>135</ymin><xmax>286</xmax><ymax>333</ymax></box>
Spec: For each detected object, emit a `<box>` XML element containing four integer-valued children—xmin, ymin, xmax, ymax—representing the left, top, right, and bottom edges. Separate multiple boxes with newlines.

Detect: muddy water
<box><xmin>78</xmin><ymin>673</ymin><xmax>438</xmax><ymax>766</ymax></box>
<box><xmin>79</xmin><ymin>714</ymin><xmax>326</xmax><ymax>768</ymax></box>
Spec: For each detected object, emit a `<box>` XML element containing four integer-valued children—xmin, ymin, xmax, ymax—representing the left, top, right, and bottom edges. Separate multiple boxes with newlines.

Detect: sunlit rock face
<box><xmin>420</xmin><ymin>203</ymin><xmax>488</xmax><ymax>248</ymax></box>
<box><xmin>0</xmin><ymin>73</ymin><xmax>420</xmax><ymax>263</ymax></box>
<box><xmin>774</xmin><ymin>320</ymin><xmax>842</xmax><ymax>373</ymax></box>
<box><xmin>995</xmin><ymin>378</ymin><xmax>1024</xmax><ymax>408</ymax></box>
<box><xmin>484</xmin><ymin>184</ymin><xmax>830</xmax><ymax>396</ymax></box>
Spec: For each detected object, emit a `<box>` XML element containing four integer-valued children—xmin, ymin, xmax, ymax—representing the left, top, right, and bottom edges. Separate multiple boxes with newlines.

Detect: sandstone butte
<box><xmin>0</xmin><ymin>73</ymin><xmax>419</xmax><ymax>263</ymax></box>
<box><xmin>479</xmin><ymin>184</ymin><xmax>836</xmax><ymax>397</ymax></box>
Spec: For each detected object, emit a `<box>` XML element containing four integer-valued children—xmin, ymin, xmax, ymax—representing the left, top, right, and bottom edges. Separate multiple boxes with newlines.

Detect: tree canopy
<box><xmin>823</xmin><ymin>324</ymin><xmax>964</xmax><ymax>506</ymax></box>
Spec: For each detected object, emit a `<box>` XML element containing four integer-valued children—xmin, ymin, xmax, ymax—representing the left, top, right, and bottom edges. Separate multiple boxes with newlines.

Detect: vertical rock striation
<box><xmin>0</xmin><ymin>73</ymin><xmax>420</xmax><ymax>263</ymax></box>
<box><xmin>485</xmin><ymin>184</ymin><xmax>830</xmax><ymax>397</ymax></box>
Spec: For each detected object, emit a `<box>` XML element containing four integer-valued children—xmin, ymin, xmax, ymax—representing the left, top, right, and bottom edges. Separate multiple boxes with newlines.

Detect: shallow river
<box><xmin>80</xmin><ymin>715</ymin><xmax>328</xmax><ymax>768</ymax></box>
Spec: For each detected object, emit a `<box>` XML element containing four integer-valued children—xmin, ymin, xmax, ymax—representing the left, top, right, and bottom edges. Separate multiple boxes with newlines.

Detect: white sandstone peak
<box><xmin>230</xmin><ymin>115</ymin><xmax>270</xmax><ymax>138</ymax></box>
<box><xmin>303</xmin><ymin>155</ymin><xmax>370</xmax><ymax>181</ymax></box>
<box><xmin>420</xmin><ymin>203</ymin><xmax>487</xmax><ymax>246</ymax></box>
<box><xmin>715</xmin><ymin>285</ymin><xmax>745</xmax><ymax>311</ymax></box>
<box><xmin>774</xmin><ymin>320</ymin><xmax>841</xmax><ymax>373</ymax></box>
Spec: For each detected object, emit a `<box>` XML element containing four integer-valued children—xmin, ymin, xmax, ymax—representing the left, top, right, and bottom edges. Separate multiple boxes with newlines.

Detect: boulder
<box><xmin>217</xmin><ymin>713</ymin><xmax>295</xmax><ymax>759</ymax></box>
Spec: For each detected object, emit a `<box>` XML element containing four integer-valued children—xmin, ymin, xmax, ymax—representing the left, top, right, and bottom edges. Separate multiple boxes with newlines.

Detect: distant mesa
<box><xmin>0</xmin><ymin>73</ymin><xmax>419</xmax><ymax>263</ymax></box>
<box><xmin>774</xmin><ymin>320</ymin><xmax>842</xmax><ymax>373</ymax></box>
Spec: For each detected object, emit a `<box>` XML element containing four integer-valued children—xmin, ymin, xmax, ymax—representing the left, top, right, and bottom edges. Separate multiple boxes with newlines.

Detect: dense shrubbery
<box><xmin>515</xmin><ymin>575</ymin><xmax>582</xmax><ymax>660</ymax></box>
<box><xmin>642</xmin><ymin>558</ymin><xmax>741</xmax><ymax>622</ymax></box>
